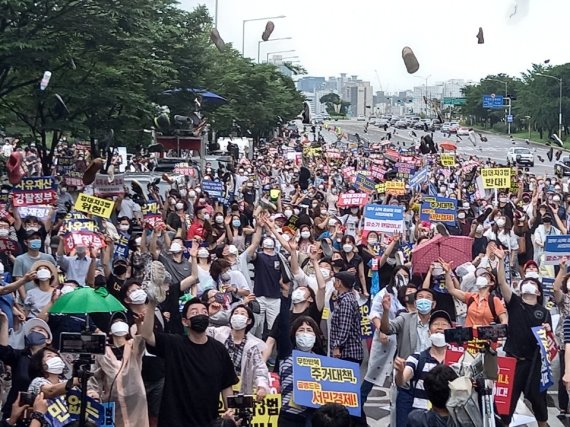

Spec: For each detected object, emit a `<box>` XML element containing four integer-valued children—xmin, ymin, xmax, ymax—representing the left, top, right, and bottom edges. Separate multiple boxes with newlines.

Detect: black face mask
<box><xmin>94</xmin><ymin>275</ymin><xmax>106</xmax><ymax>288</ymax></box>
<box><xmin>332</xmin><ymin>260</ymin><xmax>345</xmax><ymax>269</ymax></box>
<box><xmin>114</xmin><ymin>265</ymin><xmax>127</xmax><ymax>276</ymax></box>
<box><xmin>189</xmin><ymin>315</ymin><xmax>209</xmax><ymax>333</ymax></box>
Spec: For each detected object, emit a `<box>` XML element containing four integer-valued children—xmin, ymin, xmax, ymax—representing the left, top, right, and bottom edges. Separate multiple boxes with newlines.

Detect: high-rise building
<box><xmin>343</xmin><ymin>80</ymin><xmax>373</xmax><ymax>117</ymax></box>
<box><xmin>296</xmin><ymin>76</ymin><xmax>326</xmax><ymax>92</ymax></box>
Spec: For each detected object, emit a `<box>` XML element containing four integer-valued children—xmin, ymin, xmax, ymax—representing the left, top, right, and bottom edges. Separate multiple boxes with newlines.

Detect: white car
<box><xmin>457</xmin><ymin>127</ymin><xmax>470</xmax><ymax>136</ymax></box>
<box><xmin>357</xmin><ymin>115</ymin><xmax>366</xmax><ymax>121</ymax></box>
<box><xmin>507</xmin><ymin>147</ymin><xmax>534</xmax><ymax>167</ymax></box>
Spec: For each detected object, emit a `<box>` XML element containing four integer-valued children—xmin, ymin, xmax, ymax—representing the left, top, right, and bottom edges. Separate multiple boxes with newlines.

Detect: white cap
<box><xmin>23</xmin><ymin>318</ymin><xmax>53</xmax><ymax>342</ymax></box>
<box><xmin>228</xmin><ymin>245</ymin><xmax>239</xmax><ymax>255</ymax></box>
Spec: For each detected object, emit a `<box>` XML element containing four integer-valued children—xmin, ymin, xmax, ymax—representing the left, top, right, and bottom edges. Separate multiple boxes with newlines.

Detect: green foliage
<box><xmin>319</xmin><ymin>92</ymin><xmax>350</xmax><ymax>115</ymax></box>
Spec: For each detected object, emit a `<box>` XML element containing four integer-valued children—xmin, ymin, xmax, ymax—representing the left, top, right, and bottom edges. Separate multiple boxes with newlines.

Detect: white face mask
<box><xmin>215</xmin><ymin>216</ymin><xmax>224</xmax><ymax>224</ymax></box>
<box><xmin>525</xmin><ymin>271</ymin><xmax>540</xmax><ymax>279</ymax></box>
<box><xmin>119</xmin><ymin>224</ymin><xmax>130</xmax><ymax>232</ymax></box>
<box><xmin>262</xmin><ymin>239</ymin><xmax>275</xmax><ymax>249</ymax></box>
<box><xmin>432</xmin><ymin>267</ymin><xmax>444</xmax><ymax>277</ymax></box>
<box><xmin>0</xmin><ymin>229</ymin><xmax>8</xmax><ymax>237</ymax></box>
<box><xmin>320</xmin><ymin>268</ymin><xmax>331</xmax><ymax>280</ymax></box>
<box><xmin>110</xmin><ymin>321</ymin><xmax>129</xmax><ymax>337</ymax></box>
<box><xmin>61</xmin><ymin>285</ymin><xmax>75</xmax><ymax>295</ymax></box>
<box><xmin>475</xmin><ymin>276</ymin><xmax>489</xmax><ymax>289</ymax></box>
<box><xmin>202</xmin><ymin>213</ymin><xmax>210</xmax><ymax>222</ymax></box>
<box><xmin>368</xmin><ymin>238</ymin><xmax>378</xmax><ymax>245</ymax></box>
<box><xmin>230</xmin><ymin>314</ymin><xmax>249</xmax><ymax>331</ymax></box>
<box><xmin>342</xmin><ymin>244</ymin><xmax>353</xmax><ymax>253</ymax></box>
<box><xmin>175</xmin><ymin>203</ymin><xmax>184</xmax><ymax>210</ymax></box>
<box><xmin>521</xmin><ymin>283</ymin><xmax>539</xmax><ymax>296</ymax></box>
<box><xmin>429</xmin><ymin>332</ymin><xmax>447</xmax><ymax>348</ymax></box>
<box><xmin>36</xmin><ymin>269</ymin><xmax>52</xmax><ymax>281</ymax></box>
<box><xmin>129</xmin><ymin>289</ymin><xmax>147</xmax><ymax>305</ymax></box>
<box><xmin>284</xmin><ymin>209</ymin><xmax>293</xmax><ymax>218</ymax></box>
<box><xmin>45</xmin><ymin>356</ymin><xmax>66</xmax><ymax>375</ymax></box>
<box><xmin>198</xmin><ymin>249</ymin><xmax>210</xmax><ymax>258</ymax></box>
<box><xmin>457</xmin><ymin>212</ymin><xmax>466</xmax><ymax>219</ymax></box>
<box><xmin>300</xmin><ymin>231</ymin><xmax>311</xmax><ymax>239</ymax></box>
<box><xmin>496</xmin><ymin>218</ymin><xmax>506</xmax><ymax>228</ymax></box>
<box><xmin>170</xmin><ymin>243</ymin><xmax>183</xmax><ymax>253</ymax></box>
<box><xmin>291</xmin><ymin>289</ymin><xmax>306</xmax><ymax>304</ymax></box>
<box><xmin>295</xmin><ymin>333</ymin><xmax>316</xmax><ymax>352</ymax></box>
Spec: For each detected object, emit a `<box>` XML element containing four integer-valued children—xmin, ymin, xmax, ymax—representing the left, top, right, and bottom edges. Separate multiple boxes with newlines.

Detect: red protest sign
<box><xmin>338</xmin><ymin>193</ymin><xmax>369</xmax><ymax>208</ymax></box>
<box><xmin>494</xmin><ymin>356</ymin><xmax>516</xmax><ymax>416</ymax></box>
<box><xmin>0</xmin><ymin>238</ymin><xmax>19</xmax><ymax>253</ymax></box>
<box><xmin>444</xmin><ymin>344</ymin><xmax>465</xmax><ymax>365</ymax></box>
<box><xmin>63</xmin><ymin>232</ymin><xmax>105</xmax><ymax>255</ymax></box>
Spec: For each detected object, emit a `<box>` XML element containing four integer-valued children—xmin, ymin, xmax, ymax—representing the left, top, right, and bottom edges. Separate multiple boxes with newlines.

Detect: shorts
<box><xmin>144</xmin><ymin>377</ymin><xmax>165</xmax><ymax>418</ymax></box>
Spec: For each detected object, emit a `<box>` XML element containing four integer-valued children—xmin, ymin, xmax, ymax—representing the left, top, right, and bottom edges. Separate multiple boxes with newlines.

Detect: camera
<box><xmin>476</xmin><ymin>324</ymin><xmax>508</xmax><ymax>342</ymax></box>
<box><xmin>60</xmin><ymin>332</ymin><xmax>107</xmax><ymax>355</ymax></box>
<box><xmin>227</xmin><ymin>394</ymin><xmax>254</xmax><ymax>410</ymax></box>
<box><xmin>20</xmin><ymin>392</ymin><xmax>36</xmax><ymax>406</ymax></box>
<box><xmin>444</xmin><ymin>327</ymin><xmax>473</xmax><ymax>344</ymax></box>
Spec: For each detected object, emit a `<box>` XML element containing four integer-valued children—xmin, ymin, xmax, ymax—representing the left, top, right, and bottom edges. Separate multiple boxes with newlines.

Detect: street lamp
<box><xmin>486</xmin><ymin>78</ymin><xmax>511</xmax><ymax>135</ymax></box>
<box><xmin>536</xmin><ymin>73</ymin><xmax>563</xmax><ymax>140</ymax></box>
<box><xmin>242</xmin><ymin>15</ymin><xmax>286</xmax><ymax>56</ymax></box>
<box><xmin>257</xmin><ymin>37</ymin><xmax>292</xmax><ymax>63</ymax></box>
<box><xmin>266</xmin><ymin>50</ymin><xmax>295</xmax><ymax>64</ymax></box>
<box><xmin>280</xmin><ymin>56</ymin><xmax>299</xmax><ymax>61</ymax></box>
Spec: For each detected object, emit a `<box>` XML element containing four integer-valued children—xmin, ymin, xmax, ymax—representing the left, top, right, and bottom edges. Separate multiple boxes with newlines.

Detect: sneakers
<box><xmin>477</xmin><ymin>27</ymin><xmax>484</xmax><ymax>44</ymax></box>
<box><xmin>402</xmin><ymin>46</ymin><xmax>420</xmax><ymax>74</ymax></box>
<box><xmin>82</xmin><ymin>158</ymin><xmax>104</xmax><ymax>186</ymax></box>
<box><xmin>7</xmin><ymin>152</ymin><xmax>25</xmax><ymax>185</ymax></box>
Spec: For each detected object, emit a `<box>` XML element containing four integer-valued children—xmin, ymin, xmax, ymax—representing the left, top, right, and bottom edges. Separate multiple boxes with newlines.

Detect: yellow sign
<box><xmin>74</xmin><ymin>194</ymin><xmax>115</xmax><ymax>218</ymax></box>
<box><xmin>375</xmin><ymin>183</ymin><xmax>385</xmax><ymax>194</ymax></box>
<box><xmin>385</xmin><ymin>181</ymin><xmax>406</xmax><ymax>195</ymax></box>
<box><xmin>440</xmin><ymin>154</ymin><xmax>456</xmax><ymax>167</ymax></box>
<box><xmin>218</xmin><ymin>394</ymin><xmax>281</xmax><ymax>426</ymax></box>
<box><xmin>481</xmin><ymin>168</ymin><xmax>512</xmax><ymax>189</ymax></box>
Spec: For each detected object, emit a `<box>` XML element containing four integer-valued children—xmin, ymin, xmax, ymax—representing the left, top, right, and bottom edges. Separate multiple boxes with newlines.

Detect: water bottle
<box><xmin>40</xmin><ymin>71</ymin><xmax>52</xmax><ymax>91</ymax></box>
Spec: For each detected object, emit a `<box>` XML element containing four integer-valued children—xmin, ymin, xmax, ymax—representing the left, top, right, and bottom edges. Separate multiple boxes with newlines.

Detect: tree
<box><xmin>319</xmin><ymin>93</ymin><xmax>350</xmax><ymax>115</ymax></box>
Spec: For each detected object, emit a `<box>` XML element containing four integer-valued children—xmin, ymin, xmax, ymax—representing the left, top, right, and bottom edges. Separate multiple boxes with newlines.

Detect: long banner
<box><xmin>363</xmin><ymin>205</ymin><xmax>404</xmax><ymax>234</ymax></box>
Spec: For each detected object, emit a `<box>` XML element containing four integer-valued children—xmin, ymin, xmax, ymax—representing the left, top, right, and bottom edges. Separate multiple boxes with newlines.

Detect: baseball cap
<box><xmin>23</xmin><ymin>318</ymin><xmax>53</xmax><ymax>342</ymax></box>
<box><xmin>429</xmin><ymin>310</ymin><xmax>452</xmax><ymax>327</ymax></box>
<box><xmin>334</xmin><ymin>271</ymin><xmax>355</xmax><ymax>289</ymax></box>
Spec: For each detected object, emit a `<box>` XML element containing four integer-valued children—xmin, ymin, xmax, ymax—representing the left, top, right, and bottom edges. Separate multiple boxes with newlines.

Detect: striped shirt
<box><xmin>279</xmin><ymin>355</ymin><xmax>312</xmax><ymax>420</ymax></box>
<box><xmin>405</xmin><ymin>349</ymin><xmax>441</xmax><ymax>409</ymax></box>
<box><xmin>563</xmin><ymin>314</ymin><xmax>570</xmax><ymax>344</ymax></box>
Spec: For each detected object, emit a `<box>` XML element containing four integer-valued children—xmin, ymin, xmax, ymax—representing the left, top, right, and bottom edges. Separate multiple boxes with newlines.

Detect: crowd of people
<box><xmin>0</xmin><ymin>121</ymin><xmax>568</xmax><ymax>427</ymax></box>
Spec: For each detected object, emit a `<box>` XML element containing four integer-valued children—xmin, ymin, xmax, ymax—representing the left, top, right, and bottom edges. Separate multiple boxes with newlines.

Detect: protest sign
<box><xmin>370</xmin><ymin>164</ymin><xmax>386</xmax><ymax>180</ymax></box>
<box><xmin>542</xmin><ymin>277</ymin><xmax>554</xmax><ymax>299</ymax></box>
<box><xmin>63</xmin><ymin>218</ymin><xmax>98</xmax><ymax>234</ymax></box>
<box><xmin>63</xmin><ymin>233</ymin><xmax>105</xmax><ymax>253</ymax></box>
<box><xmin>481</xmin><ymin>168</ymin><xmax>511</xmax><ymax>189</ymax></box>
<box><xmin>444</xmin><ymin>344</ymin><xmax>465</xmax><ymax>365</ymax></box>
<box><xmin>12</xmin><ymin>177</ymin><xmax>57</xmax><ymax>207</ymax></box>
<box><xmin>395</xmin><ymin>162</ymin><xmax>415</xmax><ymax>180</ymax></box>
<box><xmin>45</xmin><ymin>391</ymin><xmax>105</xmax><ymax>427</ymax></box>
<box><xmin>292</xmin><ymin>350</ymin><xmax>360</xmax><ymax>416</ymax></box>
<box><xmin>494</xmin><ymin>356</ymin><xmax>517</xmax><ymax>415</ymax></box>
<box><xmin>114</xmin><ymin>233</ymin><xmax>130</xmax><ymax>259</ymax></box>
<box><xmin>337</xmin><ymin>193</ymin><xmax>369</xmax><ymax>208</ymax></box>
<box><xmin>543</xmin><ymin>235</ymin><xmax>570</xmax><ymax>265</ymax></box>
<box><xmin>17</xmin><ymin>205</ymin><xmax>52</xmax><ymax>221</ymax></box>
<box><xmin>363</xmin><ymin>205</ymin><xmax>404</xmax><ymax>234</ymax></box>
<box><xmin>359</xmin><ymin>302</ymin><xmax>374</xmax><ymax>339</ymax></box>
<box><xmin>94</xmin><ymin>173</ymin><xmax>125</xmax><ymax>197</ymax></box>
<box><xmin>0</xmin><ymin>239</ymin><xmax>19</xmax><ymax>253</ymax></box>
<box><xmin>385</xmin><ymin>181</ymin><xmax>406</xmax><ymax>196</ymax></box>
<box><xmin>440</xmin><ymin>154</ymin><xmax>456</xmax><ymax>167</ymax></box>
<box><xmin>174</xmin><ymin>163</ymin><xmax>196</xmax><ymax>176</ymax></box>
<box><xmin>202</xmin><ymin>180</ymin><xmax>225</xmax><ymax>198</ymax></box>
<box><xmin>409</xmin><ymin>167</ymin><xmax>429</xmax><ymax>188</ymax></box>
<box><xmin>74</xmin><ymin>194</ymin><xmax>115</xmax><ymax>219</ymax></box>
<box><xmin>142</xmin><ymin>202</ymin><xmax>165</xmax><ymax>229</ymax></box>
<box><xmin>64</xmin><ymin>171</ymin><xmax>84</xmax><ymax>188</ymax></box>
<box><xmin>375</xmin><ymin>183</ymin><xmax>385</xmax><ymax>194</ymax></box>
<box><xmin>353</xmin><ymin>174</ymin><xmax>376</xmax><ymax>194</ymax></box>
<box><xmin>101</xmin><ymin>403</ymin><xmax>116</xmax><ymax>427</ymax></box>
<box><xmin>532</xmin><ymin>326</ymin><xmax>554</xmax><ymax>392</ymax></box>
<box><xmin>420</xmin><ymin>197</ymin><xmax>457</xmax><ymax>225</ymax></box>
<box><xmin>218</xmin><ymin>393</ymin><xmax>281</xmax><ymax>426</ymax></box>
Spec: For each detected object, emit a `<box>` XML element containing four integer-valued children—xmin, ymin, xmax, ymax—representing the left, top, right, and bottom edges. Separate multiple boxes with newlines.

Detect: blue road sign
<box><xmin>507</xmin><ymin>114</ymin><xmax>513</xmax><ymax>123</ymax></box>
<box><xmin>482</xmin><ymin>95</ymin><xmax>504</xmax><ymax>109</ymax></box>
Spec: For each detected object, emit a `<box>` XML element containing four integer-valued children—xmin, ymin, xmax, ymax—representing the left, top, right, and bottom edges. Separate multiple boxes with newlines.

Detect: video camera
<box><xmin>60</xmin><ymin>332</ymin><xmax>107</xmax><ymax>379</ymax></box>
<box><xmin>227</xmin><ymin>394</ymin><xmax>254</xmax><ymax>427</ymax></box>
<box><xmin>444</xmin><ymin>324</ymin><xmax>508</xmax><ymax>345</ymax></box>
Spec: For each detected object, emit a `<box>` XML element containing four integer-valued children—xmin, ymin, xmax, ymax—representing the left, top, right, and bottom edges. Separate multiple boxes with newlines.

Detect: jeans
<box><xmin>396</xmin><ymin>386</ymin><xmax>414</xmax><ymax>427</ymax></box>
<box><xmin>361</xmin><ymin>379</ymin><xmax>374</xmax><ymax>405</ymax></box>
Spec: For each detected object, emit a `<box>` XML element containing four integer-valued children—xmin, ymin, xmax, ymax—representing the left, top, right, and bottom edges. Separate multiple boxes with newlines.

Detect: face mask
<box><xmin>189</xmin><ymin>191</ymin><xmax>196</xmax><ymax>198</ymax></box>
<box><xmin>75</xmin><ymin>248</ymin><xmax>86</xmax><ymax>257</ymax></box>
<box><xmin>475</xmin><ymin>276</ymin><xmax>489</xmax><ymax>289</ymax></box>
<box><xmin>36</xmin><ymin>269</ymin><xmax>51</xmax><ymax>281</ymax></box>
<box><xmin>284</xmin><ymin>209</ymin><xmax>293</xmax><ymax>218</ymax></box>
<box><xmin>350</xmin><ymin>208</ymin><xmax>359</xmax><ymax>214</ymax></box>
<box><xmin>429</xmin><ymin>332</ymin><xmax>447</xmax><ymax>348</ymax></box>
<box><xmin>300</xmin><ymin>231</ymin><xmax>311</xmax><ymax>239</ymax></box>
<box><xmin>415</xmin><ymin>298</ymin><xmax>432</xmax><ymax>315</ymax></box>
<box><xmin>230</xmin><ymin>314</ymin><xmax>249</xmax><ymax>331</ymax></box>
<box><xmin>29</xmin><ymin>239</ymin><xmax>42</xmax><ymax>250</ymax></box>
<box><xmin>189</xmin><ymin>314</ymin><xmax>209</xmax><ymax>333</ymax></box>
<box><xmin>432</xmin><ymin>267</ymin><xmax>444</xmax><ymax>277</ymax></box>
<box><xmin>342</xmin><ymin>244</ymin><xmax>353</xmax><ymax>253</ymax></box>
<box><xmin>496</xmin><ymin>218</ymin><xmax>506</xmax><ymax>228</ymax></box>
<box><xmin>45</xmin><ymin>356</ymin><xmax>66</xmax><ymax>375</ymax></box>
<box><xmin>129</xmin><ymin>289</ymin><xmax>147</xmax><ymax>305</ymax></box>
<box><xmin>293</xmin><ymin>208</ymin><xmax>300</xmax><ymax>215</ymax></box>
<box><xmin>198</xmin><ymin>249</ymin><xmax>209</xmax><ymax>258</ymax></box>
<box><xmin>60</xmin><ymin>188</ymin><xmax>67</xmax><ymax>193</ymax></box>
<box><xmin>521</xmin><ymin>283</ymin><xmax>538</xmax><ymax>296</ymax></box>
<box><xmin>180</xmin><ymin>189</ymin><xmax>187</xmax><ymax>197</ymax></box>
<box><xmin>26</xmin><ymin>226</ymin><xmax>40</xmax><ymax>232</ymax></box>
<box><xmin>110</xmin><ymin>321</ymin><xmax>129</xmax><ymax>337</ymax></box>
<box><xmin>119</xmin><ymin>224</ymin><xmax>130</xmax><ymax>232</ymax></box>
<box><xmin>295</xmin><ymin>333</ymin><xmax>316</xmax><ymax>352</ymax></box>
<box><xmin>25</xmin><ymin>331</ymin><xmax>47</xmax><ymax>347</ymax></box>
<box><xmin>457</xmin><ymin>212</ymin><xmax>466</xmax><ymax>220</ymax></box>
<box><xmin>320</xmin><ymin>268</ymin><xmax>331</xmax><ymax>280</ymax></box>
<box><xmin>215</xmin><ymin>216</ymin><xmax>224</xmax><ymax>224</ymax></box>
<box><xmin>0</xmin><ymin>229</ymin><xmax>8</xmax><ymax>238</ymax></box>
<box><xmin>170</xmin><ymin>243</ymin><xmax>183</xmax><ymax>253</ymax></box>
<box><xmin>114</xmin><ymin>264</ymin><xmax>127</xmax><ymax>276</ymax></box>
<box><xmin>175</xmin><ymin>203</ymin><xmax>184</xmax><ymax>210</ymax></box>
<box><xmin>61</xmin><ymin>285</ymin><xmax>75</xmax><ymax>295</ymax></box>
<box><xmin>525</xmin><ymin>271</ymin><xmax>540</xmax><ymax>279</ymax></box>
<box><xmin>232</xmin><ymin>220</ymin><xmax>241</xmax><ymax>228</ymax></box>
<box><xmin>291</xmin><ymin>289</ymin><xmax>306</xmax><ymax>304</ymax></box>
<box><xmin>262</xmin><ymin>239</ymin><xmax>275</xmax><ymax>249</ymax></box>
<box><xmin>202</xmin><ymin>214</ymin><xmax>210</xmax><ymax>222</ymax></box>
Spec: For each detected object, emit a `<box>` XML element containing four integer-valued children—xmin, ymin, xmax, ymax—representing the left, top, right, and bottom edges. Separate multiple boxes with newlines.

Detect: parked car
<box><xmin>413</xmin><ymin>121</ymin><xmax>425</xmax><ymax>130</ymax></box>
<box><xmin>555</xmin><ymin>156</ymin><xmax>570</xmax><ymax>177</ymax></box>
<box><xmin>357</xmin><ymin>115</ymin><xmax>366</xmax><ymax>121</ymax></box>
<box><xmin>376</xmin><ymin>118</ymin><xmax>389</xmax><ymax>127</ymax></box>
<box><xmin>395</xmin><ymin>120</ymin><xmax>408</xmax><ymax>129</ymax></box>
<box><xmin>507</xmin><ymin>147</ymin><xmax>534</xmax><ymax>167</ymax></box>
<box><xmin>390</xmin><ymin>117</ymin><xmax>400</xmax><ymax>125</ymax></box>
<box><xmin>457</xmin><ymin>127</ymin><xmax>470</xmax><ymax>136</ymax></box>
<box><xmin>441</xmin><ymin>122</ymin><xmax>451</xmax><ymax>132</ymax></box>
<box><xmin>449</xmin><ymin>122</ymin><xmax>460</xmax><ymax>133</ymax></box>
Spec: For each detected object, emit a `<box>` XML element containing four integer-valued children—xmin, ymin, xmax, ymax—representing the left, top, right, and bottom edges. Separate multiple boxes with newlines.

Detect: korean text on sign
<box><xmin>440</xmin><ymin>154</ymin><xmax>456</xmax><ymax>167</ymax></box>
<box><xmin>543</xmin><ymin>234</ymin><xmax>570</xmax><ymax>265</ymax></box>
<box><xmin>481</xmin><ymin>168</ymin><xmax>511</xmax><ymax>189</ymax></box>
<box><xmin>12</xmin><ymin>177</ymin><xmax>57</xmax><ymax>207</ymax></box>
<box><xmin>337</xmin><ymin>193</ymin><xmax>369</xmax><ymax>208</ymax></box>
<box><xmin>363</xmin><ymin>205</ymin><xmax>404</xmax><ymax>234</ymax></box>
<box><xmin>74</xmin><ymin>194</ymin><xmax>115</xmax><ymax>219</ymax></box>
<box><xmin>292</xmin><ymin>350</ymin><xmax>361</xmax><ymax>416</ymax></box>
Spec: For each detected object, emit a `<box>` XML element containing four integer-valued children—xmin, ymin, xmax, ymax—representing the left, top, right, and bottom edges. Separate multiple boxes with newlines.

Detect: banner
<box><xmin>45</xmin><ymin>391</ymin><xmax>105</xmax><ymax>427</ymax></box>
<box><xmin>202</xmin><ymin>180</ymin><xmax>225</xmax><ymax>198</ymax></box>
<box><xmin>174</xmin><ymin>163</ymin><xmax>196</xmax><ymax>176</ymax></box>
<box><xmin>494</xmin><ymin>356</ymin><xmax>517</xmax><ymax>415</ymax></box>
<box><xmin>370</xmin><ymin>164</ymin><xmax>386</xmax><ymax>180</ymax></box>
<box><xmin>409</xmin><ymin>167</ymin><xmax>429</xmax><ymax>188</ymax></box>
<box><xmin>481</xmin><ymin>168</ymin><xmax>511</xmax><ymax>189</ymax></box>
<box><xmin>114</xmin><ymin>233</ymin><xmax>130</xmax><ymax>259</ymax></box>
<box><xmin>94</xmin><ymin>173</ymin><xmax>125</xmax><ymax>197</ymax></box>
<box><xmin>337</xmin><ymin>193</ymin><xmax>369</xmax><ymax>208</ymax></box>
<box><xmin>12</xmin><ymin>177</ymin><xmax>57</xmax><ymax>207</ymax></box>
<box><xmin>292</xmin><ymin>350</ymin><xmax>361</xmax><ymax>416</ymax></box>
<box><xmin>0</xmin><ymin>238</ymin><xmax>19</xmax><ymax>253</ymax></box>
<box><xmin>17</xmin><ymin>205</ymin><xmax>52</xmax><ymax>221</ymax></box>
<box><xmin>63</xmin><ymin>232</ymin><xmax>105</xmax><ymax>253</ymax></box>
<box><xmin>63</xmin><ymin>218</ymin><xmax>99</xmax><ymax>234</ymax></box>
<box><xmin>543</xmin><ymin>235</ymin><xmax>570</xmax><ymax>265</ymax></box>
<box><xmin>440</xmin><ymin>154</ymin><xmax>456</xmax><ymax>167</ymax></box>
<box><xmin>363</xmin><ymin>205</ymin><xmax>404</xmax><ymax>234</ymax></box>
<box><xmin>532</xmin><ymin>326</ymin><xmax>554</xmax><ymax>392</ymax></box>
<box><xmin>353</xmin><ymin>174</ymin><xmax>376</xmax><ymax>194</ymax></box>
<box><xmin>64</xmin><ymin>171</ymin><xmax>84</xmax><ymax>189</ymax></box>
<box><xmin>359</xmin><ymin>301</ymin><xmax>374</xmax><ymax>339</ymax></box>
<box><xmin>395</xmin><ymin>162</ymin><xmax>415</xmax><ymax>180</ymax></box>
<box><xmin>74</xmin><ymin>194</ymin><xmax>115</xmax><ymax>219</ymax></box>
<box><xmin>385</xmin><ymin>181</ymin><xmax>406</xmax><ymax>196</ymax></box>
<box><xmin>218</xmin><ymin>394</ymin><xmax>281</xmax><ymax>426</ymax></box>
<box><xmin>420</xmin><ymin>197</ymin><xmax>457</xmax><ymax>225</ymax></box>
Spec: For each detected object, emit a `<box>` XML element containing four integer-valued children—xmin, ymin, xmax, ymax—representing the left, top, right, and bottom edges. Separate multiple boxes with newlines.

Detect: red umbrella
<box><xmin>411</xmin><ymin>235</ymin><xmax>473</xmax><ymax>273</ymax></box>
<box><xmin>440</xmin><ymin>141</ymin><xmax>457</xmax><ymax>151</ymax></box>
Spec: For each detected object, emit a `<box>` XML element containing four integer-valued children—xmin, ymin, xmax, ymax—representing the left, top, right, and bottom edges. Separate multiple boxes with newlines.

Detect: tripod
<box><xmin>473</xmin><ymin>343</ymin><xmax>499</xmax><ymax>427</ymax></box>
<box><xmin>74</xmin><ymin>354</ymin><xmax>95</xmax><ymax>427</ymax></box>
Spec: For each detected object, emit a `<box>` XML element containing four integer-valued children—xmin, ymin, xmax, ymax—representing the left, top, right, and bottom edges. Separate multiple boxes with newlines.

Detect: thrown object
<box><xmin>477</xmin><ymin>27</ymin><xmax>484</xmax><ymax>44</ymax></box>
<box><xmin>402</xmin><ymin>47</ymin><xmax>420</xmax><ymax>74</ymax></box>
<box><xmin>261</xmin><ymin>21</ymin><xmax>275</xmax><ymax>42</ymax></box>
<box><xmin>83</xmin><ymin>158</ymin><xmax>105</xmax><ymax>186</ymax></box>
<box><xmin>7</xmin><ymin>152</ymin><xmax>25</xmax><ymax>185</ymax></box>
<box><xmin>210</xmin><ymin>28</ymin><xmax>225</xmax><ymax>52</ymax></box>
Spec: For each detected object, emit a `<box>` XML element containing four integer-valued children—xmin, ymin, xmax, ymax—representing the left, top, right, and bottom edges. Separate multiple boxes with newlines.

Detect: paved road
<box><xmin>326</xmin><ymin>119</ymin><xmax>562</xmax><ymax>178</ymax></box>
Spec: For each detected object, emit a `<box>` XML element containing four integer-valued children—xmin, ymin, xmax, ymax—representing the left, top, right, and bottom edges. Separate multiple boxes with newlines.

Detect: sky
<box><xmin>178</xmin><ymin>0</ymin><xmax>568</xmax><ymax>93</ymax></box>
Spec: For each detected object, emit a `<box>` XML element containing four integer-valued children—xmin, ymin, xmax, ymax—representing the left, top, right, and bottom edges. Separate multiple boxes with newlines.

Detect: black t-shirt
<box><xmin>431</xmin><ymin>276</ymin><xmax>456</xmax><ymax>322</ymax></box>
<box><xmin>268</xmin><ymin>304</ymin><xmax>322</xmax><ymax>340</ymax></box>
<box><xmin>151</xmin><ymin>333</ymin><xmax>238</xmax><ymax>427</ymax></box>
<box><xmin>159</xmin><ymin>283</ymin><xmax>184</xmax><ymax>335</ymax></box>
<box><xmin>504</xmin><ymin>293</ymin><xmax>551</xmax><ymax>359</ymax></box>
<box><xmin>252</xmin><ymin>252</ymin><xmax>282</xmax><ymax>298</ymax></box>
<box><xmin>127</xmin><ymin>310</ymin><xmax>165</xmax><ymax>382</ymax></box>
<box><xmin>472</xmin><ymin>236</ymin><xmax>488</xmax><ymax>259</ymax></box>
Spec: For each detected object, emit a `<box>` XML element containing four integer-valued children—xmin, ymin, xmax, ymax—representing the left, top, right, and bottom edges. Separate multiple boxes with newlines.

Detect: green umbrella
<box><xmin>49</xmin><ymin>287</ymin><xmax>126</xmax><ymax>314</ymax></box>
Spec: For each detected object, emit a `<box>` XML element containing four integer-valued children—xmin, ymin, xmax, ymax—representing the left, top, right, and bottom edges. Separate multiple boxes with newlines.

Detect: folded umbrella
<box><xmin>411</xmin><ymin>235</ymin><xmax>474</xmax><ymax>274</ymax></box>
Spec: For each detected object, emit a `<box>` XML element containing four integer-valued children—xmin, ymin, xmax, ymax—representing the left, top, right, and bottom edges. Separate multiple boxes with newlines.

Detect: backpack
<box><xmin>466</xmin><ymin>293</ymin><xmax>500</xmax><ymax>324</ymax></box>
